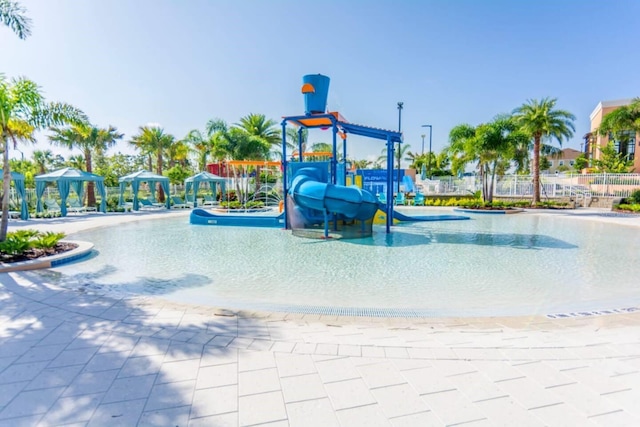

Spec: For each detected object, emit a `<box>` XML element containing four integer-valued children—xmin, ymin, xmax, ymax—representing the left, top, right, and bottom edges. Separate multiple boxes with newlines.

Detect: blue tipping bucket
<box><xmin>302</xmin><ymin>74</ymin><xmax>330</xmax><ymax>114</ymax></box>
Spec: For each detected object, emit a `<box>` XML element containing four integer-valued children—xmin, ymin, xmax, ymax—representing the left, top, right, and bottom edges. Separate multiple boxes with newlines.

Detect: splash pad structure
<box><xmin>282</xmin><ymin>74</ymin><xmax>467</xmax><ymax>238</ymax></box>
<box><xmin>191</xmin><ymin>74</ymin><xmax>468</xmax><ymax>236</ymax></box>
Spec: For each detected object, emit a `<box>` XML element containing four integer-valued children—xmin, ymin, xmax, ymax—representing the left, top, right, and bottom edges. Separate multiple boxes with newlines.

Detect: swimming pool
<box><xmin>45</xmin><ymin>210</ymin><xmax>640</xmax><ymax>317</ymax></box>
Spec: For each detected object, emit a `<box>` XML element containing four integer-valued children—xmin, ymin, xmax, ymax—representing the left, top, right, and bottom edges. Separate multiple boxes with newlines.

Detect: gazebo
<box><xmin>0</xmin><ymin>169</ymin><xmax>29</xmax><ymax>220</ymax></box>
<box><xmin>184</xmin><ymin>171</ymin><xmax>226</xmax><ymax>208</ymax></box>
<box><xmin>35</xmin><ymin>168</ymin><xmax>107</xmax><ymax>216</ymax></box>
<box><xmin>118</xmin><ymin>170</ymin><xmax>170</xmax><ymax>211</ymax></box>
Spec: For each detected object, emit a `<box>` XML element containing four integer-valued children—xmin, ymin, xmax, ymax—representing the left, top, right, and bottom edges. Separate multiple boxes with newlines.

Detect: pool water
<box><xmin>46</xmin><ymin>211</ymin><xmax>640</xmax><ymax>317</ymax></box>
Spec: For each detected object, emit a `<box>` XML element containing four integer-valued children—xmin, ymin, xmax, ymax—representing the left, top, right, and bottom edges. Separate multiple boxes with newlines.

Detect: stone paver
<box><xmin>0</xmin><ymin>210</ymin><xmax>639</xmax><ymax>425</ymax></box>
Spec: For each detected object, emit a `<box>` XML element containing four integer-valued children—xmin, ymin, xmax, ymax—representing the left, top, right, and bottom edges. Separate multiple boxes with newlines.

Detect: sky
<box><xmin>3</xmin><ymin>0</ymin><xmax>640</xmax><ymax>167</ymax></box>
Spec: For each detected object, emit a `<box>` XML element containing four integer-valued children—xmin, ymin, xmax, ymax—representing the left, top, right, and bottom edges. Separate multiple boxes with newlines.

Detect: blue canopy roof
<box><xmin>119</xmin><ymin>170</ymin><xmax>169</xmax><ymax>183</ymax></box>
<box><xmin>118</xmin><ymin>170</ymin><xmax>170</xmax><ymax>210</ymax></box>
<box><xmin>184</xmin><ymin>171</ymin><xmax>226</xmax><ymax>208</ymax></box>
<box><xmin>34</xmin><ymin>168</ymin><xmax>106</xmax><ymax>216</ymax></box>
<box><xmin>35</xmin><ymin>167</ymin><xmax>104</xmax><ymax>182</ymax></box>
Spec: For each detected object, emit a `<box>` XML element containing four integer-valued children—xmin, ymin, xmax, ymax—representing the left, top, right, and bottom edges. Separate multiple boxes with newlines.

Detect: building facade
<box><xmin>543</xmin><ymin>148</ymin><xmax>582</xmax><ymax>174</ymax></box>
<box><xmin>586</xmin><ymin>99</ymin><xmax>639</xmax><ymax>172</ymax></box>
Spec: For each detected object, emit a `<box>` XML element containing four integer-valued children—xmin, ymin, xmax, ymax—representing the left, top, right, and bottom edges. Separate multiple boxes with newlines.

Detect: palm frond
<box><xmin>0</xmin><ymin>0</ymin><xmax>32</xmax><ymax>39</ymax></box>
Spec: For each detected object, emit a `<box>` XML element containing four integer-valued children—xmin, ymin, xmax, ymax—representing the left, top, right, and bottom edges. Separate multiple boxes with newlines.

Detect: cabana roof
<box><xmin>119</xmin><ymin>170</ymin><xmax>169</xmax><ymax>183</ymax></box>
<box><xmin>185</xmin><ymin>171</ymin><xmax>226</xmax><ymax>183</ymax></box>
<box><xmin>35</xmin><ymin>167</ymin><xmax>104</xmax><ymax>182</ymax></box>
<box><xmin>0</xmin><ymin>170</ymin><xmax>26</xmax><ymax>182</ymax></box>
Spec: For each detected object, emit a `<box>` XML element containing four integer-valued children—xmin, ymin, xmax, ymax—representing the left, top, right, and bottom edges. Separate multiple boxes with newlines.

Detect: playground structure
<box><xmin>281</xmin><ymin>74</ymin><xmax>405</xmax><ymax>238</ymax></box>
<box><xmin>192</xmin><ymin>73</ymin><xmax>468</xmax><ymax>233</ymax></box>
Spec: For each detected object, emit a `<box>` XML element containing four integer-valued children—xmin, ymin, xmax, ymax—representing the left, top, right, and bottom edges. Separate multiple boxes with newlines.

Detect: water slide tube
<box><xmin>289</xmin><ymin>167</ymin><xmax>378</xmax><ymax>222</ymax></box>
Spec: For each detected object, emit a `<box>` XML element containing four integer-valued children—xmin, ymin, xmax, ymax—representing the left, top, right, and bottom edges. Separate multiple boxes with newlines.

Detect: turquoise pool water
<box><xmin>46</xmin><ymin>211</ymin><xmax>640</xmax><ymax>317</ymax></box>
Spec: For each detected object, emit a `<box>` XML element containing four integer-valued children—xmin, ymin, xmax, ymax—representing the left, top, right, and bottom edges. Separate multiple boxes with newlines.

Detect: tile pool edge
<box><xmin>0</xmin><ymin>240</ymin><xmax>94</xmax><ymax>273</ymax></box>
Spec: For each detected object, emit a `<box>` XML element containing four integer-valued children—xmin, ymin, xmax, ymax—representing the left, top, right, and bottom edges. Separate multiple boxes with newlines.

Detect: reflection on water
<box><xmin>46</xmin><ymin>212</ymin><xmax>640</xmax><ymax>317</ymax></box>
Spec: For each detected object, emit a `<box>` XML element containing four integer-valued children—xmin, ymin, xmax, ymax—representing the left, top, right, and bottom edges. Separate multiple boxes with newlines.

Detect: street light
<box><xmin>396</xmin><ymin>102</ymin><xmax>403</xmax><ymax>192</ymax></box>
<box><xmin>421</xmin><ymin>124</ymin><xmax>432</xmax><ymax>178</ymax></box>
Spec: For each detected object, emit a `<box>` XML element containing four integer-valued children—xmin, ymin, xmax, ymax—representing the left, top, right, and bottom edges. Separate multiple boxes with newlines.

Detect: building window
<box><xmin>569</xmin><ymin>160</ymin><xmax>575</xmax><ymax>166</ymax></box>
<box><xmin>610</xmin><ymin>131</ymin><xmax>636</xmax><ymax>160</ymax></box>
<box><xmin>549</xmin><ymin>160</ymin><xmax>554</xmax><ymax>167</ymax></box>
<box><xmin>558</xmin><ymin>160</ymin><xmax>565</xmax><ymax>166</ymax></box>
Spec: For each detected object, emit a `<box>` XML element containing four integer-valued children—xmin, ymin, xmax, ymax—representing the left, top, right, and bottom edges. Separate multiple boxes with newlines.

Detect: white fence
<box><xmin>416</xmin><ymin>173</ymin><xmax>640</xmax><ymax>199</ymax></box>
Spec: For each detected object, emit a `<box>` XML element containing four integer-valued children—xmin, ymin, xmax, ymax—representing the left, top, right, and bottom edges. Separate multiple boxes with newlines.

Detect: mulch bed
<box><xmin>0</xmin><ymin>242</ymin><xmax>78</xmax><ymax>264</ymax></box>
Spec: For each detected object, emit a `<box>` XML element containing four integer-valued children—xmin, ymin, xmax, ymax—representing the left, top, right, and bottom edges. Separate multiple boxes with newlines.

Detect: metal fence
<box><xmin>416</xmin><ymin>173</ymin><xmax>640</xmax><ymax>199</ymax></box>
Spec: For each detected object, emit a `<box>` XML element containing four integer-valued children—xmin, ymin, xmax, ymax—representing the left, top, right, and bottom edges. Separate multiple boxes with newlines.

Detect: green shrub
<box><xmin>0</xmin><ymin>234</ymin><xmax>32</xmax><ymax>255</ymax></box>
<box><xmin>106</xmin><ymin>195</ymin><xmax>121</xmax><ymax>212</ymax></box>
<box><xmin>616</xmin><ymin>203</ymin><xmax>640</xmax><ymax>212</ymax></box>
<box><xmin>0</xmin><ymin>229</ymin><xmax>67</xmax><ymax>257</ymax></box>
<box><xmin>31</xmin><ymin>232</ymin><xmax>66</xmax><ymax>249</ymax></box>
<box><xmin>630</xmin><ymin>189</ymin><xmax>640</xmax><ymax>204</ymax></box>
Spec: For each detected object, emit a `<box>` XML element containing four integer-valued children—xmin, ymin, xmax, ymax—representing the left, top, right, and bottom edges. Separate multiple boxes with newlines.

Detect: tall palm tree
<box><xmin>234</xmin><ymin>113</ymin><xmax>281</xmax><ymax>147</ymax></box>
<box><xmin>513</xmin><ymin>98</ymin><xmax>575</xmax><ymax>205</ymax></box>
<box><xmin>66</xmin><ymin>154</ymin><xmax>85</xmax><ymax>170</ymax></box>
<box><xmin>183</xmin><ymin>129</ymin><xmax>212</xmax><ymax>171</ymax></box>
<box><xmin>0</xmin><ymin>0</ymin><xmax>31</xmax><ymax>39</ymax></box>
<box><xmin>351</xmin><ymin>159</ymin><xmax>372</xmax><ymax>170</ymax></box>
<box><xmin>233</xmin><ymin>114</ymin><xmax>281</xmax><ymax>191</ymax></box>
<box><xmin>32</xmin><ymin>149</ymin><xmax>54</xmax><ymax>174</ymax></box>
<box><xmin>49</xmin><ymin>123</ymin><xmax>123</xmax><ymax>206</ymax></box>
<box><xmin>448</xmin><ymin>116</ymin><xmax>530</xmax><ymax>202</ymax></box>
<box><xmin>129</xmin><ymin>126</ymin><xmax>175</xmax><ymax>201</ymax></box>
<box><xmin>1</xmin><ymin>75</ymin><xmax>86</xmax><ymax>240</ymax></box>
<box><xmin>285</xmin><ymin>127</ymin><xmax>308</xmax><ymax>153</ymax></box>
<box><xmin>206</xmin><ymin>119</ymin><xmax>233</xmax><ymax>162</ymax></box>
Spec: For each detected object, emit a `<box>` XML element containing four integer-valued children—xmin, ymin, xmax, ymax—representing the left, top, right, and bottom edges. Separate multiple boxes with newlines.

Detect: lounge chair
<box><xmin>185</xmin><ymin>194</ymin><xmax>196</xmax><ymax>208</ymax></box>
<box><xmin>68</xmin><ymin>198</ymin><xmax>87</xmax><ymax>214</ymax></box>
<box><xmin>139</xmin><ymin>198</ymin><xmax>165</xmax><ymax>210</ymax></box>
<box><xmin>170</xmin><ymin>196</ymin><xmax>188</xmax><ymax>209</ymax></box>
<box><xmin>1</xmin><ymin>209</ymin><xmax>21</xmax><ymax>219</ymax></box>
<box><xmin>394</xmin><ymin>192</ymin><xmax>406</xmax><ymax>206</ymax></box>
<box><xmin>44</xmin><ymin>199</ymin><xmax>62</xmax><ymax>213</ymax></box>
<box><xmin>147</xmin><ymin>196</ymin><xmax>165</xmax><ymax>207</ymax></box>
<box><xmin>377</xmin><ymin>192</ymin><xmax>387</xmax><ymax>204</ymax></box>
<box><xmin>202</xmin><ymin>194</ymin><xmax>217</xmax><ymax>207</ymax></box>
<box><xmin>412</xmin><ymin>193</ymin><xmax>425</xmax><ymax>206</ymax></box>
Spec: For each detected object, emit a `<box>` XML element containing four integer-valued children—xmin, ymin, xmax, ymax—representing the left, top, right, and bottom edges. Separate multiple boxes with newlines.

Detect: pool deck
<box><xmin>1</xmin><ymin>208</ymin><xmax>640</xmax><ymax>426</ymax></box>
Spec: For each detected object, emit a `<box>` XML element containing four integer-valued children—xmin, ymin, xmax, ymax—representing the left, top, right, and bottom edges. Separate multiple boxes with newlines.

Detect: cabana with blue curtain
<box><xmin>35</xmin><ymin>168</ymin><xmax>107</xmax><ymax>216</ymax></box>
<box><xmin>118</xmin><ymin>170</ymin><xmax>170</xmax><ymax>211</ymax></box>
<box><xmin>184</xmin><ymin>171</ymin><xmax>226</xmax><ymax>208</ymax></box>
<box><xmin>0</xmin><ymin>169</ymin><xmax>29</xmax><ymax>220</ymax></box>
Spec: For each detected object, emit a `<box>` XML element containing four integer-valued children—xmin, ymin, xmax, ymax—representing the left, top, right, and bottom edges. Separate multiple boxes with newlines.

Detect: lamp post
<box><xmin>397</xmin><ymin>102</ymin><xmax>403</xmax><ymax>192</ymax></box>
<box><xmin>421</xmin><ymin>124</ymin><xmax>432</xmax><ymax>179</ymax></box>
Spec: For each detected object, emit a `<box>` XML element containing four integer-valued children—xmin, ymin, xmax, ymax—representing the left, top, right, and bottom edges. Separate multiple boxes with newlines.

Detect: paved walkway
<box><xmin>1</xmin><ymin>208</ymin><xmax>639</xmax><ymax>426</ymax></box>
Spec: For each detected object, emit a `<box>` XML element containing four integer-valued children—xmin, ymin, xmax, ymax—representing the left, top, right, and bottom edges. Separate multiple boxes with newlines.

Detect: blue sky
<box><xmin>3</xmin><ymin>0</ymin><xmax>639</xmax><ymax>166</ymax></box>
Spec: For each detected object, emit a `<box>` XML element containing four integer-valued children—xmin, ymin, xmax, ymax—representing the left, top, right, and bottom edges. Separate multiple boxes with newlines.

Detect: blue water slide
<box><xmin>290</xmin><ymin>168</ymin><xmax>378</xmax><ymax>221</ymax></box>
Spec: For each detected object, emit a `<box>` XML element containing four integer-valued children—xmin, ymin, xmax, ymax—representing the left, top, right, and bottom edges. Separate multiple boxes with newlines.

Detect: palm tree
<box><xmin>1</xmin><ymin>0</ymin><xmax>31</xmax><ymax>39</ymax></box>
<box><xmin>233</xmin><ymin>114</ymin><xmax>281</xmax><ymax>191</ymax></box>
<box><xmin>351</xmin><ymin>159</ymin><xmax>372</xmax><ymax>170</ymax></box>
<box><xmin>32</xmin><ymin>149</ymin><xmax>54</xmax><ymax>174</ymax></box>
<box><xmin>285</xmin><ymin>127</ymin><xmax>308</xmax><ymax>153</ymax></box>
<box><xmin>448</xmin><ymin>116</ymin><xmax>530</xmax><ymax>202</ymax></box>
<box><xmin>129</xmin><ymin>126</ymin><xmax>175</xmax><ymax>201</ymax></box>
<box><xmin>66</xmin><ymin>154</ymin><xmax>85</xmax><ymax>170</ymax></box>
<box><xmin>1</xmin><ymin>75</ymin><xmax>86</xmax><ymax>240</ymax></box>
<box><xmin>513</xmin><ymin>98</ymin><xmax>575</xmax><ymax>205</ymax></box>
<box><xmin>49</xmin><ymin>123</ymin><xmax>123</xmax><ymax>206</ymax></box>
<box><xmin>234</xmin><ymin>113</ymin><xmax>281</xmax><ymax>147</ymax></box>
<box><xmin>598</xmin><ymin>98</ymin><xmax>640</xmax><ymax>162</ymax></box>
<box><xmin>183</xmin><ymin>129</ymin><xmax>212</xmax><ymax>171</ymax></box>
<box><xmin>206</xmin><ymin>119</ymin><xmax>233</xmax><ymax>162</ymax></box>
